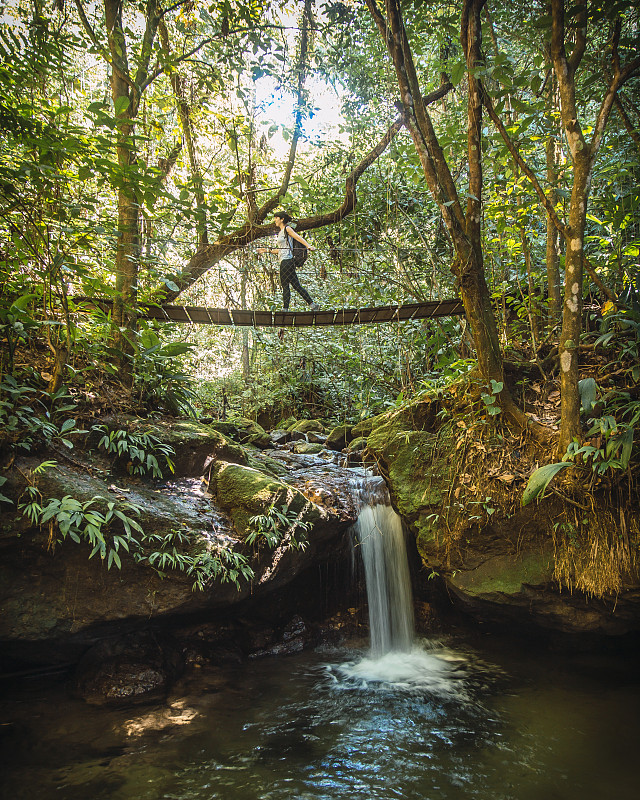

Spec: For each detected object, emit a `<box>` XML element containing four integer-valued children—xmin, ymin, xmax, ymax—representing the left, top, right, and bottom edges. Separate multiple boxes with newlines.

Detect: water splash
<box><xmin>342</xmin><ymin>474</ymin><xmax>473</xmax><ymax>698</ymax></box>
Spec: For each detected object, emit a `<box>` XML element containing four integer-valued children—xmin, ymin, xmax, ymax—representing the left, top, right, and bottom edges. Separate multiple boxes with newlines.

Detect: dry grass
<box><xmin>552</xmin><ymin>505</ymin><xmax>639</xmax><ymax>597</ymax></box>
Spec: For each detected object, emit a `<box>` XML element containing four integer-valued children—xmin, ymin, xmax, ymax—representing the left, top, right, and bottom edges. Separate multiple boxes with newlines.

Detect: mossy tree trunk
<box><xmin>365</xmin><ymin>0</ymin><xmax>535</xmax><ymax>429</ymax></box>
<box><xmin>550</xmin><ymin>0</ymin><xmax>640</xmax><ymax>453</ymax></box>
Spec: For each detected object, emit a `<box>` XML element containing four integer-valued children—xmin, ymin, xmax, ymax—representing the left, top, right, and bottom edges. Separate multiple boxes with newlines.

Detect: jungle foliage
<box><xmin>1</xmin><ymin>0</ymin><xmax>639</xmax><ymax>591</ymax></box>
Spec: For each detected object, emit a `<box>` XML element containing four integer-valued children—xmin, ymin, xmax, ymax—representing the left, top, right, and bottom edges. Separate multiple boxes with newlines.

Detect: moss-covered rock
<box><xmin>325</xmin><ymin>424</ymin><xmax>352</xmax><ymax>451</ymax></box>
<box><xmin>346</xmin><ymin>436</ymin><xmax>368</xmax><ymax>453</ymax></box>
<box><xmin>293</xmin><ymin>441</ymin><xmax>324</xmax><ymax>455</ymax></box>
<box><xmin>449</xmin><ymin>552</ymin><xmax>553</xmax><ymax>599</ymax></box>
<box><xmin>209</xmin><ymin>461</ymin><xmax>321</xmax><ymax>537</ymax></box>
<box><xmin>288</xmin><ymin>419</ymin><xmax>326</xmax><ymax>434</ymax></box>
<box><xmin>207</xmin><ymin>418</ymin><xmax>271</xmax><ymax>449</ymax></box>
<box><xmin>99</xmin><ymin>417</ymin><xmax>248</xmax><ymax>477</ymax></box>
<box><xmin>278</xmin><ymin>416</ymin><xmax>298</xmax><ymax>431</ymax></box>
<box><xmin>351</xmin><ymin>412</ymin><xmax>389</xmax><ymax>439</ymax></box>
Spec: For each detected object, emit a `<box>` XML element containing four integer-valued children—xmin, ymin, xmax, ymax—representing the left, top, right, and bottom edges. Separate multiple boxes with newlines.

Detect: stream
<box><xmin>1</xmin><ymin>636</ymin><xmax>639</xmax><ymax>800</ymax></box>
<box><xmin>1</xmin><ymin>469</ymin><xmax>638</xmax><ymax>799</ymax></box>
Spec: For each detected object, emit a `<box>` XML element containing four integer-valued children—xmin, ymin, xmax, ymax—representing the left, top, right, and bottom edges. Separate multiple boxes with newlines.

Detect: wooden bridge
<box><xmin>78</xmin><ymin>298</ymin><xmax>465</xmax><ymax>327</ymax></box>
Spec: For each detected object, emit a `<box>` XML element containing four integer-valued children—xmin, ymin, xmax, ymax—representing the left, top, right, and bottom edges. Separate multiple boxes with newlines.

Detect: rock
<box><xmin>288</xmin><ymin>419</ymin><xmax>325</xmax><ymax>434</ymax></box>
<box><xmin>207</xmin><ymin>418</ymin><xmax>271</xmax><ymax>449</ymax></box>
<box><xmin>76</xmin><ymin>631</ymin><xmax>183</xmax><ymax>704</ymax></box>
<box><xmin>289</xmin><ymin>430</ymin><xmax>307</xmax><ymax>442</ymax></box>
<box><xmin>347</xmin><ymin>436</ymin><xmax>368</xmax><ymax>453</ymax></box>
<box><xmin>307</xmin><ymin>432</ymin><xmax>327</xmax><ymax>445</ymax></box>
<box><xmin>270</xmin><ymin>429</ymin><xmax>291</xmax><ymax>445</ymax></box>
<box><xmin>96</xmin><ymin>417</ymin><xmax>248</xmax><ymax>477</ymax></box>
<box><xmin>208</xmin><ymin>461</ymin><xmax>322</xmax><ymax>537</ymax></box>
<box><xmin>278</xmin><ymin>416</ymin><xmax>298</xmax><ymax>431</ymax></box>
<box><xmin>366</xmin><ymin>396</ymin><xmax>640</xmax><ymax>637</ymax></box>
<box><xmin>325</xmin><ymin>424</ymin><xmax>352</xmax><ymax>451</ymax></box>
<box><xmin>351</xmin><ymin>413</ymin><xmax>387</xmax><ymax>439</ymax></box>
<box><xmin>293</xmin><ymin>441</ymin><xmax>324</xmax><ymax>455</ymax></box>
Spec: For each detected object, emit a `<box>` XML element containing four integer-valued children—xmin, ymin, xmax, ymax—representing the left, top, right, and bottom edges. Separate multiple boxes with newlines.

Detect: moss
<box><xmin>210</xmin><ymin>462</ymin><xmax>320</xmax><ymax>537</ymax></box>
<box><xmin>207</xmin><ymin>418</ymin><xmax>270</xmax><ymax>449</ymax></box>
<box><xmin>293</xmin><ymin>441</ymin><xmax>324</xmax><ymax>454</ymax></box>
<box><xmin>325</xmin><ymin>424</ymin><xmax>352</xmax><ymax>451</ymax></box>
<box><xmin>449</xmin><ymin>553</ymin><xmax>553</xmax><ymax>597</ymax></box>
<box><xmin>347</xmin><ymin>436</ymin><xmax>368</xmax><ymax>453</ymax></box>
<box><xmin>289</xmin><ymin>419</ymin><xmax>325</xmax><ymax>434</ymax></box>
<box><xmin>279</xmin><ymin>416</ymin><xmax>298</xmax><ymax>430</ymax></box>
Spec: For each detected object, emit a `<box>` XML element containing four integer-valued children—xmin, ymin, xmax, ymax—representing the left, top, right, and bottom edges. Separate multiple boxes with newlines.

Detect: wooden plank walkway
<box><xmin>76</xmin><ymin>298</ymin><xmax>465</xmax><ymax>327</ymax></box>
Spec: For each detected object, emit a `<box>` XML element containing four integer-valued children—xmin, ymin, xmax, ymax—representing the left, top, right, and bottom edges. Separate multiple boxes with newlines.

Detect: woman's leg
<box><xmin>286</xmin><ymin>263</ymin><xmax>313</xmax><ymax>305</ymax></box>
<box><xmin>280</xmin><ymin>260</ymin><xmax>293</xmax><ymax>309</ymax></box>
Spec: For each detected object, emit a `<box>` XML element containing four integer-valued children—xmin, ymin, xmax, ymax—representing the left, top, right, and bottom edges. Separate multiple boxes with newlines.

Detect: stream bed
<box><xmin>1</xmin><ymin>633</ymin><xmax>638</xmax><ymax>800</ymax></box>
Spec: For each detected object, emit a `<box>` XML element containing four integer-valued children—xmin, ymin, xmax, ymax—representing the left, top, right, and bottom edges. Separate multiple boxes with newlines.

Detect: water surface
<box><xmin>1</xmin><ymin>635</ymin><xmax>638</xmax><ymax>800</ymax></box>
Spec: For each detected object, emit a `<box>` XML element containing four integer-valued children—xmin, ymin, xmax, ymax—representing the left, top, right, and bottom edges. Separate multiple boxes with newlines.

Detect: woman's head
<box><xmin>274</xmin><ymin>211</ymin><xmax>292</xmax><ymax>226</ymax></box>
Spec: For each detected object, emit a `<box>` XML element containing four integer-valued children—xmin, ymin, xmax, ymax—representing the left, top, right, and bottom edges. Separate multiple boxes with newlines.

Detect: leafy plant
<box><xmin>481</xmin><ymin>380</ymin><xmax>504</xmax><ymax>417</ymax></box>
<box><xmin>91</xmin><ymin>424</ymin><xmax>176</xmax><ymax>479</ymax></box>
<box><xmin>247</xmin><ymin>503</ymin><xmax>310</xmax><ymax>550</ymax></box>
<box><xmin>134</xmin><ymin>529</ymin><xmax>254</xmax><ymax>591</ymax></box>
<box><xmin>0</xmin><ymin>377</ymin><xmax>81</xmax><ymax>453</ymax></box>
<box><xmin>522</xmin><ymin>461</ymin><xmax>573</xmax><ymax>506</ymax></box>
<box><xmin>19</xmin><ymin>482</ymin><xmax>143</xmax><ymax>570</ymax></box>
<box><xmin>133</xmin><ymin>329</ymin><xmax>198</xmax><ymax>417</ymax></box>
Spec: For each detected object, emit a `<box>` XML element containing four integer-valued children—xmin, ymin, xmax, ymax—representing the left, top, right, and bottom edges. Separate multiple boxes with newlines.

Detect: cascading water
<box><xmin>351</xmin><ymin>474</ymin><xmax>414</xmax><ymax>656</ymax></box>
<box><xmin>336</xmin><ymin>472</ymin><xmax>469</xmax><ymax>694</ymax></box>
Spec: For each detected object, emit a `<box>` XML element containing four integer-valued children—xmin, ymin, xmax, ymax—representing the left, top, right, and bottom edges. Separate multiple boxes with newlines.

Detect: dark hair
<box><xmin>274</xmin><ymin>210</ymin><xmax>292</xmax><ymax>224</ymax></box>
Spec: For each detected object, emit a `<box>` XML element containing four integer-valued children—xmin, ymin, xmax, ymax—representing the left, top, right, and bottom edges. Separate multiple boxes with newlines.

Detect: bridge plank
<box><xmin>73</xmin><ymin>297</ymin><xmax>465</xmax><ymax>326</ymax></box>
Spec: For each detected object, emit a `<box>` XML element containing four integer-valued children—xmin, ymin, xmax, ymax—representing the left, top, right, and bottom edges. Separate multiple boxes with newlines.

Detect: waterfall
<box><xmin>351</xmin><ymin>475</ymin><xmax>414</xmax><ymax>656</ymax></box>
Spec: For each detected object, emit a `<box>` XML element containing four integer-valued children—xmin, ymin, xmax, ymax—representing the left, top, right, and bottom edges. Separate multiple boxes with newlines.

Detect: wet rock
<box><xmin>293</xmin><ymin>441</ymin><xmax>324</xmax><ymax>455</ymax></box>
<box><xmin>289</xmin><ymin>419</ymin><xmax>326</xmax><ymax>434</ymax></box>
<box><xmin>208</xmin><ymin>461</ymin><xmax>324</xmax><ymax>538</ymax></box>
<box><xmin>325</xmin><ymin>424</ymin><xmax>352</xmax><ymax>451</ymax></box>
<box><xmin>76</xmin><ymin>631</ymin><xmax>183</xmax><ymax>705</ymax></box>
<box><xmin>249</xmin><ymin>615</ymin><xmax>313</xmax><ymax>658</ymax></box>
<box><xmin>307</xmin><ymin>432</ymin><xmax>327</xmax><ymax>445</ymax></box>
<box><xmin>207</xmin><ymin>418</ymin><xmax>271</xmax><ymax>449</ymax></box>
<box><xmin>289</xmin><ymin>430</ymin><xmax>307</xmax><ymax>442</ymax></box>
<box><xmin>270</xmin><ymin>429</ymin><xmax>291</xmax><ymax>445</ymax></box>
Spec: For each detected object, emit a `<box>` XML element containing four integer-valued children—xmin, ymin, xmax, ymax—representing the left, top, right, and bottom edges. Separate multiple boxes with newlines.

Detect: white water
<box><xmin>354</xmin><ymin>495</ymin><xmax>414</xmax><ymax>656</ymax></box>
<box><xmin>342</xmin><ymin>474</ymin><xmax>468</xmax><ymax>695</ymax></box>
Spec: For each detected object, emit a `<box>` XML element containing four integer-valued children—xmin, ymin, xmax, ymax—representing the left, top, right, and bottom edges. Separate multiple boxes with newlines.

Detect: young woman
<box><xmin>258</xmin><ymin>211</ymin><xmax>318</xmax><ymax>310</ymax></box>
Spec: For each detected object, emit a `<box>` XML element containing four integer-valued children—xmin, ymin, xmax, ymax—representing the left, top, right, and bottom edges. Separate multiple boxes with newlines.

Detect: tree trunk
<box><xmin>545</xmin><ymin>73</ymin><xmax>562</xmax><ymax>325</ymax></box>
<box><xmin>558</xmin><ymin>165</ymin><xmax>589</xmax><ymax>452</ymax></box>
<box><xmin>105</xmin><ymin>0</ymin><xmax>139</xmax><ymax>366</ymax></box>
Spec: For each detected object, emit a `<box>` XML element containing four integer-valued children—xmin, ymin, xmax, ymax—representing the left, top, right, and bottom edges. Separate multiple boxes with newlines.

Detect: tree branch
<box><xmin>73</xmin><ymin>0</ymin><xmax>135</xmax><ymax>91</ymax></box>
<box><xmin>150</xmin><ymin>115</ymin><xmax>405</xmax><ymax>303</ymax></box>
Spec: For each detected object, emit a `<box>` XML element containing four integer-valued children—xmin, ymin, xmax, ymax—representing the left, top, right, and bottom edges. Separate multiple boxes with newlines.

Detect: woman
<box><xmin>258</xmin><ymin>211</ymin><xmax>318</xmax><ymax>310</ymax></box>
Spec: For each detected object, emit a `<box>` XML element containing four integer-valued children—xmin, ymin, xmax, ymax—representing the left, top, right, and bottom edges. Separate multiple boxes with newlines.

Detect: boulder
<box><xmin>208</xmin><ymin>461</ymin><xmax>323</xmax><ymax>537</ymax></box>
<box><xmin>270</xmin><ymin>429</ymin><xmax>291</xmax><ymax>445</ymax></box>
<box><xmin>76</xmin><ymin>631</ymin><xmax>183</xmax><ymax>704</ymax></box>
<box><xmin>293</xmin><ymin>442</ymin><xmax>324</xmax><ymax>455</ymax></box>
<box><xmin>325</xmin><ymin>424</ymin><xmax>352</xmax><ymax>451</ymax></box>
<box><xmin>288</xmin><ymin>419</ymin><xmax>325</xmax><ymax>434</ymax></box>
<box><xmin>207</xmin><ymin>418</ymin><xmax>271</xmax><ymax>449</ymax></box>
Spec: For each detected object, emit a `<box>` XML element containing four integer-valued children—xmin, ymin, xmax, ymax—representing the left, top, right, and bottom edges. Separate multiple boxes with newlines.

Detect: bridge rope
<box><xmin>75</xmin><ymin>298</ymin><xmax>465</xmax><ymax>327</ymax></box>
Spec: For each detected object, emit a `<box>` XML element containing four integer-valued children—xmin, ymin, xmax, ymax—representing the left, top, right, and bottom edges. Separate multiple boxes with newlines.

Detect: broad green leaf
<box><xmin>522</xmin><ymin>462</ymin><xmax>572</xmax><ymax>506</ymax></box>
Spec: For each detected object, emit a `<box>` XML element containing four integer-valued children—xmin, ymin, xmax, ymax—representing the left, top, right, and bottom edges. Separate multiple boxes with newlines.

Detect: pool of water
<box><xmin>1</xmin><ymin>634</ymin><xmax>638</xmax><ymax>800</ymax></box>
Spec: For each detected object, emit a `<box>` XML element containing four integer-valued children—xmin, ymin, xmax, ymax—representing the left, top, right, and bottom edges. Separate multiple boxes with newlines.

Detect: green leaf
<box><xmin>114</xmin><ymin>96</ymin><xmax>130</xmax><ymax>116</ymax></box>
<box><xmin>620</xmin><ymin>427</ymin><xmax>634</xmax><ymax>469</ymax></box>
<box><xmin>522</xmin><ymin>462</ymin><xmax>572</xmax><ymax>506</ymax></box>
<box><xmin>578</xmin><ymin>378</ymin><xmax>598</xmax><ymax>414</ymax></box>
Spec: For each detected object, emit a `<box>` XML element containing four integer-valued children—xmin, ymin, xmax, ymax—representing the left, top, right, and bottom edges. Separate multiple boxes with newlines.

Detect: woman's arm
<box><xmin>285</xmin><ymin>226</ymin><xmax>315</xmax><ymax>251</ymax></box>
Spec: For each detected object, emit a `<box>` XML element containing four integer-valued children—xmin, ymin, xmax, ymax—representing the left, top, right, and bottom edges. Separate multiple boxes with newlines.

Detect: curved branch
<box><xmin>481</xmin><ymin>85</ymin><xmax>619</xmax><ymax>306</ymax></box>
<box><xmin>151</xmin><ymin>115</ymin><xmax>405</xmax><ymax>303</ymax></box>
